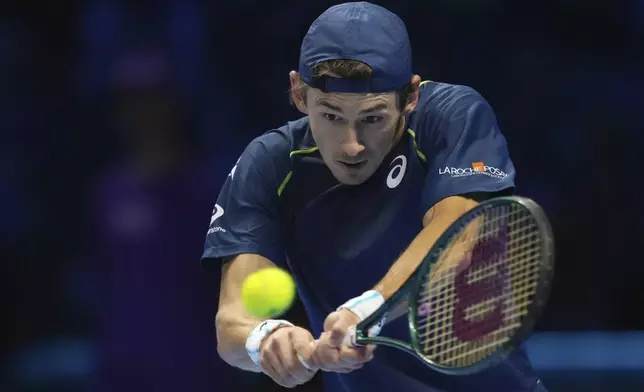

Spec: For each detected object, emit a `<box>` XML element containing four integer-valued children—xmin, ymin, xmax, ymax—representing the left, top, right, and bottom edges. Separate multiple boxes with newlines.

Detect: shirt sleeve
<box><xmin>417</xmin><ymin>86</ymin><xmax>516</xmax><ymax>213</ymax></box>
<box><xmin>201</xmin><ymin>133</ymin><xmax>289</xmax><ymax>267</ymax></box>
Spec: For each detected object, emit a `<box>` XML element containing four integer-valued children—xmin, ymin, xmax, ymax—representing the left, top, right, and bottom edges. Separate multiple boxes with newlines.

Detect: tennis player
<box><xmin>205</xmin><ymin>2</ymin><xmax>547</xmax><ymax>391</ymax></box>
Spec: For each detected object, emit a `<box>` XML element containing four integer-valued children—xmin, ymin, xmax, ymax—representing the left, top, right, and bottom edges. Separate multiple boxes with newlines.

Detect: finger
<box><xmin>332</xmin><ymin>363</ymin><xmax>365</xmax><ymax>373</ymax></box>
<box><xmin>290</xmin><ymin>328</ymin><xmax>318</xmax><ymax>372</ymax></box>
<box><xmin>337</xmin><ymin>346</ymin><xmax>374</xmax><ymax>365</ymax></box>
<box><xmin>328</xmin><ymin>311</ymin><xmax>360</xmax><ymax>348</ymax></box>
<box><xmin>297</xmin><ymin>352</ymin><xmax>316</xmax><ymax>371</ymax></box>
<box><xmin>315</xmin><ymin>327</ymin><xmax>372</xmax><ymax>372</ymax></box>
<box><xmin>293</xmin><ymin>340</ymin><xmax>318</xmax><ymax>372</ymax></box>
<box><xmin>315</xmin><ymin>355</ymin><xmax>365</xmax><ymax>373</ymax></box>
<box><xmin>328</xmin><ymin>324</ymin><xmax>348</xmax><ymax>348</ymax></box>
<box><xmin>353</xmin><ymin>344</ymin><xmax>376</xmax><ymax>358</ymax></box>
<box><xmin>323</xmin><ymin>311</ymin><xmax>341</xmax><ymax>332</ymax></box>
<box><xmin>313</xmin><ymin>344</ymin><xmax>340</xmax><ymax>369</ymax></box>
<box><xmin>279</xmin><ymin>351</ymin><xmax>311</xmax><ymax>384</ymax></box>
<box><xmin>313</xmin><ymin>333</ymin><xmax>341</xmax><ymax>369</ymax></box>
<box><xmin>276</xmin><ymin>331</ymin><xmax>315</xmax><ymax>383</ymax></box>
<box><xmin>261</xmin><ymin>348</ymin><xmax>296</xmax><ymax>388</ymax></box>
<box><xmin>268</xmin><ymin>338</ymin><xmax>303</xmax><ymax>387</ymax></box>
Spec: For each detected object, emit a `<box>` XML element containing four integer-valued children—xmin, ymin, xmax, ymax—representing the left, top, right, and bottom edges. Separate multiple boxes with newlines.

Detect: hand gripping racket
<box><xmin>340</xmin><ymin>196</ymin><xmax>554</xmax><ymax>375</ymax></box>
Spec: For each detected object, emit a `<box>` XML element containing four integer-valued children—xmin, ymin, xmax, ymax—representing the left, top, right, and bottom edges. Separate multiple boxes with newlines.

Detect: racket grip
<box><xmin>342</xmin><ymin>325</ymin><xmax>358</xmax><ymax>346</ymax></box>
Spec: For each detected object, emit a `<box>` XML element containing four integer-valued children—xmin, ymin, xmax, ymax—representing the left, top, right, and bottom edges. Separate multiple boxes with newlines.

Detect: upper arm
<box><xmin>422</xmin><ymin>195</ymin><xmax>479</xmax><ymax>227</ymax></box>
<box><xmin>417</xmin><ymin>86</ymin><xmax>516</xmax><ymax>215</ymax></box>
<box><xmin>422</xmin><ymin>191</ymin><xmax>512</xmax><ymax>227</ymax></box>
<box><xmin>201</xmin><ymin>133</ymin><xmax>290</xmax><ymax>268</ymax></box>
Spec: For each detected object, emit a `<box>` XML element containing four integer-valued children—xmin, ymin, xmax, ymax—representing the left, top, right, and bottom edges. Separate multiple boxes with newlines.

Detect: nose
<box><xmin>341</xmin><ymin>129</ymin><xmax>365</xmax><ymax>157</ymax></box>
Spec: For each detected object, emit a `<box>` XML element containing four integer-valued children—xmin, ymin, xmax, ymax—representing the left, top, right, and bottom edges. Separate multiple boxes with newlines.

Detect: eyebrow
<box><xmin>316</xmin><ymin>100</ymin><xmax>389</xmax><ymax>115</ymax></box>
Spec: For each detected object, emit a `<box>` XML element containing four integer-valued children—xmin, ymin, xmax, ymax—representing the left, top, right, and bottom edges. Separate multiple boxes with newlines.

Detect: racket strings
<box><xmin>415</xmin><ymin>203</ymin><xmax>544</xmax><ymax>367</ymax></box>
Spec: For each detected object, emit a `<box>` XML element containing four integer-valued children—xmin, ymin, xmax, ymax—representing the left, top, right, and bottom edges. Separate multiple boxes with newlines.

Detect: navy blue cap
<box><xmin>299</xmin><ymin>2</ymin><xmax>412</xmax><ymax>93</ymax></box>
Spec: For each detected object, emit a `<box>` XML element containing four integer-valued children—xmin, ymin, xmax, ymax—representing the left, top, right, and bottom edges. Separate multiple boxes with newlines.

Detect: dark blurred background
<box><xmin>2</xmin><ymin>0</ymin><xmax>643</xmax><ymax>391</ymax></box>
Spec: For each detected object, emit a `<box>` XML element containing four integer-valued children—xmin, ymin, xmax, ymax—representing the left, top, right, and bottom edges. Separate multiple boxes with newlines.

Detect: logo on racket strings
<box><xmin>417</xmin><ymin>225</ymin><xmax>509</xmax><ymax>341</ymax></box>
<box><xmin>452</xmin><ymin>225</ymin><xmax>508</xmax><ymax>341</ymax></box>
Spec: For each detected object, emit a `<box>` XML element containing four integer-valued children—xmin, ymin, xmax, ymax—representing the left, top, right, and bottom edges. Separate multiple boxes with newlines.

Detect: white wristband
<box><xmin>245</xmin><ymin>319</ymin><xmax>294</xmax><ymax>366</ymax></box>
<box><xmin>337</xmin><ymin>290</ymin><xmax>387</xmax><ymax>337</ymax></box>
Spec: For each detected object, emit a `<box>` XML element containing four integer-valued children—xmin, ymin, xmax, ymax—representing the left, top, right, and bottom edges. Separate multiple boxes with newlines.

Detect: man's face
<box><xmin>304</xmin><ymin>88</ymin><xmax>403</xmax><ymax>185</ymax></box>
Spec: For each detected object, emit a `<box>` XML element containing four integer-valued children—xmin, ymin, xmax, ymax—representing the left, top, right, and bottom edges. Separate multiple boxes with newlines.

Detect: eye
<box><xmin>322</xmin><ymin>113</ymin><xmax>341</xmax><ymax>122</ymax></box>
<box><xmin>362</xmin><ymin>115</ymin><xmax>384</xmax><ymax>124</ymax></box>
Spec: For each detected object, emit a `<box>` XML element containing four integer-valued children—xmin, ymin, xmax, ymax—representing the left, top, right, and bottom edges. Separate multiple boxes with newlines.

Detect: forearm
<box><xmin>215</xmin><ymin>306</ymin><xmax>264</xmax><ymax>372</ymax></box>
<box><xmin>373</xmin><ymin>196</ymin><xmax>479</xmax><ymax>300</ymax></box>
<box><xmin>373</xmin><ymin>211</ymin><xmax>456</xmax><ymax>300</ymax></box>
<box><xmin>216</xmin><ymin>253</ymin><xmax>282</xmax><ymax>372</ymax></box>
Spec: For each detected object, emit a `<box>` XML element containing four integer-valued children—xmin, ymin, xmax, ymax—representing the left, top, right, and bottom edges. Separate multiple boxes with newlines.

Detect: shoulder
<box><xmin>246</xmin><ymin>118</ymin><xmax>304</xmax><ymax>158</ymax></box>
<box><xmin>233</xmin><ymin>117</ymin><xmax>312</xmax><ymax>195</ymax></box>
<box><xmin>411</xmin><ymin>81</ymin><xmax>490</xmax><ymax>124</ymax></box>
<box><xmin>243</xmin><ymin>117</ymin><xmax>311</xmax><ymax>166</ymax></box>
<box><xmin>408</xmin><ymin>81</ymin><xmax>497</xmax><ymax>144</ymax></box>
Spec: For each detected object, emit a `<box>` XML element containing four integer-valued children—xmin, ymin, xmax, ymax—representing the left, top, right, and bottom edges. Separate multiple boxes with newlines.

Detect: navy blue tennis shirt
<box><xmin>202</xmin><ymin>2</ymin><xmax>545</xmax><ymax>392</ymax></box>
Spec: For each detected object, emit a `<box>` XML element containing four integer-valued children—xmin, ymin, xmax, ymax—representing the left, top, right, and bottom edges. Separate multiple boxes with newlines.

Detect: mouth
<box><xmin>338</xmin><ymin>161</ymin><xmax>367</xmax><ymax>171</ymax></box>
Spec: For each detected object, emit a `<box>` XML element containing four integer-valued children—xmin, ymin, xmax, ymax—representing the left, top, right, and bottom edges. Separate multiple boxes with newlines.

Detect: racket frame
<box><xmin>350</xmin><ymin>196</ymin><xmax>555</xmax><ymax>375</ymax></box>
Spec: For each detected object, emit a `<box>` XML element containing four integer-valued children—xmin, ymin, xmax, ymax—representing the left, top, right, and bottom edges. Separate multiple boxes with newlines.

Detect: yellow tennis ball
<box><xmin>241</xmin><ymin>267</ymin><xmax>296</xmax><ymax>318</ymax></box>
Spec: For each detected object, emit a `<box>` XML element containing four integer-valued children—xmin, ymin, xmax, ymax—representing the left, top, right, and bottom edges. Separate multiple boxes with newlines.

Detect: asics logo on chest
<box><xmin>386</xmin><ymin>155</ymin><xmax>407</xmax><ymax>189</ymax></box>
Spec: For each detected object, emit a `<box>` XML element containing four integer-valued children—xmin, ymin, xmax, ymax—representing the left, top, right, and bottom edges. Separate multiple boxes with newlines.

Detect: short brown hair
<box><xmin>292</xmin><ymin>59</ymin><xmax>413</xmax><ymax>110</ymax></box>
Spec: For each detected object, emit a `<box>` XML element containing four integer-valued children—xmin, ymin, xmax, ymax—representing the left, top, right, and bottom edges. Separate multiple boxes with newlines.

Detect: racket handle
<box><xmin>342</xmin><ymin>325</ymin><xmax>357</xmax><ymax>346</ymax></box>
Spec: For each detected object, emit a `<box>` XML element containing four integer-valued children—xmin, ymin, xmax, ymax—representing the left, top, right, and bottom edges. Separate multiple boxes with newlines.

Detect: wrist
<box><xmin>337</xmin><ymin>290</ymin><xmax>387</xmax><ymax>336</ymax></box>
<box><xmin>245</xmin><ymin>319</ymin><xmax>294</xmax><ymax>366</ymax></box>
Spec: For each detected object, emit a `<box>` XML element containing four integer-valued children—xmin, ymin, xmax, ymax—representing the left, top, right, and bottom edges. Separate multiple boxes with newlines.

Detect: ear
<box><xmin>289</xmin><ymin>71</ymin><xmax>308</xmax><ymax>115</ymax></box>
<box><xmin>402</xmin><ymin>75</ymin><xmax>422</xmax><ymax>115</ymax></box>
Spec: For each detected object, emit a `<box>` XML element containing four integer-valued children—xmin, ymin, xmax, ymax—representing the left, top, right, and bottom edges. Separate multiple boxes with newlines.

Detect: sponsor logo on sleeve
<box><xmin>229</xmin><ymin>157</ymin><xmax>241</xmax><ymax>180</ymax></box>
<box><xmin>207</xmin><ymin>204</ymin><xmax>226</xmax><ymax>234</ymax></box>
<box><xmin>439</xmin><ymin>161</ymin><xmax>507</xmax><ymax>179</ymax></box>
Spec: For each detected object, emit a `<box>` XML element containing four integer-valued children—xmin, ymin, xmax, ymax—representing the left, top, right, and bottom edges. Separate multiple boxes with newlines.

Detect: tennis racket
<box><xmin>340</xmin><ymin>195</ymin><xmax>554</xmax><ymax>375</ymax></box>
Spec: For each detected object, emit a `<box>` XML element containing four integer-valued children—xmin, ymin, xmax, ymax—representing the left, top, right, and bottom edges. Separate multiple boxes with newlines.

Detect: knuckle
<box><xmin>259</xmin><ymin>351</ymin><xmax>271</xmax><ymax>367</ymax></box>
<box><xmin>269</xmin><ymin>337</ymin><xmax>282</xmax><ymax>349</ymax></box>
<box><xmin>285</xmin><ymin>361</ymin><xmax>300</xmax><ymax>375</ymax></box>
<box><xmin>272</xmin><ymin>326</ymin><xmax>289</xmax><ymax>339</ymax></box>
